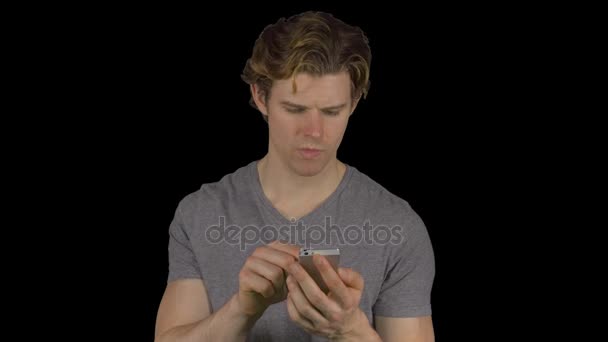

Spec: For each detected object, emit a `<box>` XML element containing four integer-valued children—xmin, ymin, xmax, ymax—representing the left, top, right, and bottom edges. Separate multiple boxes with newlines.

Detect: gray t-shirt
<box><xmin>167</xmin><ymin>160</ymin><xmax>435</xmax><ymax>341</ymax></box>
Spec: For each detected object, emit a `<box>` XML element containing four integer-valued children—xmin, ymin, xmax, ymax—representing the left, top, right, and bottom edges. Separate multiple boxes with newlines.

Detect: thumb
<box><xmin>338</xmin><ymin>268</ymin><xmax>364</xmax><ymax>291</ymax></box>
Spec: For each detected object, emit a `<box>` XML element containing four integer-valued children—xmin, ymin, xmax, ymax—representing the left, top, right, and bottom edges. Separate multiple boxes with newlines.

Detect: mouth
<box><xmin>297</xmin><ymin>148</ymin><xmax>323</xmax><ymax>159</ymax></box>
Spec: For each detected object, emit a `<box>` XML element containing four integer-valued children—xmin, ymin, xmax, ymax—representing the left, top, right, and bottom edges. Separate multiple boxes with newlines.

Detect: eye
<box><xmin>324</xmin><ymin>111</ymin><xmax>339</xmax><ymax>116</ymax></box>
<box><xmin>286</xmin><ymin>108</ymin><xmax>305</xmax><ymax>114</ymax></box>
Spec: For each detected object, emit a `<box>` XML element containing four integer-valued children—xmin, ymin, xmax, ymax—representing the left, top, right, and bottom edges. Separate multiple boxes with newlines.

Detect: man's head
<box><xmin>241</xmin><ymin>11</ymin><xmax>372</xmax><ymax>176</ymax></box>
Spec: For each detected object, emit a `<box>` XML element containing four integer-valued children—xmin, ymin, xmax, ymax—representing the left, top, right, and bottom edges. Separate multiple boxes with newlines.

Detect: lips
<box><xmin>297</xmin><ymin>148</ymin><xmax>323</xmax><ymax>159</ymax></box>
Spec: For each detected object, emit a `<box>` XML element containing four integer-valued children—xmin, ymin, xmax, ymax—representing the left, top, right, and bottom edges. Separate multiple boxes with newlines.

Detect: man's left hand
<box><xmin>286</xmin><ymin>254</ymin><xmax>381</xmax><ymax>341</ymax></box>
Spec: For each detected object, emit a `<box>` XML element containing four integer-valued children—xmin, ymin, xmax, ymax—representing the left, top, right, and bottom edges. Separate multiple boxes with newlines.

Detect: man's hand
<box><xmin>236</xmin><ymin>240</ymin><xmax>300</xmax><ymax>317</ymax></box>
<box><xmin>285</xmin><ymin>254</ymin><xmax>381</xmax><ymax>341</ymax></box>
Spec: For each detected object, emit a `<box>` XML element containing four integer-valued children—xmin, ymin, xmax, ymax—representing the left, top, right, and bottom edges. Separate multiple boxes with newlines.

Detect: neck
<box><xmin>257</xmin><ymin>153</ymin><xmax>346</xmax><ymax>207</ymax></box>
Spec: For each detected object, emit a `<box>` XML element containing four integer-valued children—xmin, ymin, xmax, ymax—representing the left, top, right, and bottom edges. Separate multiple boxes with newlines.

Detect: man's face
<box><xmin>254</xmin><ymin>72</ymin><xmax>357</xmax><ymax>177</ymax></box>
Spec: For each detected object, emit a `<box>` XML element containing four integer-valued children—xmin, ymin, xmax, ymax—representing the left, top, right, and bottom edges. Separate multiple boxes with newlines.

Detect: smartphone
<box><xmin>298</xmin><ymin>248</ymin><xmax>340</xmax><ymax>293</ymax></box>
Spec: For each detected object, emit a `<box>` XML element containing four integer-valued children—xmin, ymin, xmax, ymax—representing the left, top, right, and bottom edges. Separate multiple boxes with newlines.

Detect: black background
<box><xmin>47</xmin><ymin>4</ymin><xmax>559</xmax><ymax>341</ymax></box>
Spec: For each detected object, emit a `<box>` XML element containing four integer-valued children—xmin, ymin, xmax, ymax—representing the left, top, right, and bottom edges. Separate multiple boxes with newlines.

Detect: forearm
<box><xmin>332</xmin><ymin>328</ymin><xmax>382</xmax><ymax>342</ymax></box>
<box><xmin>156</xmin><ymin>294</ymin><xmax>261</xmax><ymax>342</ymax></box>
<box><xmin>332</xmin><ymin>310</ymin><xmax>382</xmax><ymax>342</ymax></box>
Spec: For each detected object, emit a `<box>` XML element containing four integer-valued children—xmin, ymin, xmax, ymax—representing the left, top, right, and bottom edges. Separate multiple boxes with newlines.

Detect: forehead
<box><xmin>271</xmin><ymin>72</ymin><xmax>352</xmax><ymax>105</ymax></box>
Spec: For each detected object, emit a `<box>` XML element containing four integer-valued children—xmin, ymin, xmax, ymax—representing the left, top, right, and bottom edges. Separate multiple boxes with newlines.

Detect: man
<box><xmin>155</xmin><ymin>11</ymin><xmax>435</xmax><ymax>341</ymax></box>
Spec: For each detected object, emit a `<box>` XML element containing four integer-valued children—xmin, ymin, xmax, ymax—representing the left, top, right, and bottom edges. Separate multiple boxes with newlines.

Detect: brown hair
<box><xmin>241</xmin><ymin>11</ymin><xmax>372</xmax><ymax>122</ymax></box>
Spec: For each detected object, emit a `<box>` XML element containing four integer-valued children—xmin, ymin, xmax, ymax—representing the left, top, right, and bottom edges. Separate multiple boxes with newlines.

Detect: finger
<box><xmin>288</xmin><ymin>263</ymin><xmax>338</xmax><ymax>316</ymax></box>
<box><xmin>338</xmin><ymin>268</ymin><xmax>365</xmax><ymax>291</ymax></box>
<box><xmin>286</xmin><ymin>293</ymin><xmax>316</xmax><ymax>331</ymax></box>
<box><xmin>313</xmin><ymin>255</ymin><xmax>352</xmax><ymax>308</ymax></box>
<box><xmin>268</xmin><ymin>240</ymin><xmax>301</xmax><ymax>260</ymax></box>
<box><xmin>253</xmin><ymin>245</ymin><xmax>298</xmax><ymax>271</ymax></box>
<box><xmin>239</xmin><ymin>269</ymin><xmax>275</xmax><ymax>298</ymax></box>
<box><xmin>286</xmin><ymin>275</ymin><xmax>329</xmax><ymax>327</ymax></box>
<box><xmin>245</xmin><ymin>256</ymin><xmax>287</xmax><ymax>295</ymax></box>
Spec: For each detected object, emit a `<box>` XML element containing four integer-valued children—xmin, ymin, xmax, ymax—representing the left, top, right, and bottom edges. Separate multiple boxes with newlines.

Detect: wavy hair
<box><xmin>241</xmin><ymin>11</ymin><xmax>372</xmax><ymax>122</ymax></box>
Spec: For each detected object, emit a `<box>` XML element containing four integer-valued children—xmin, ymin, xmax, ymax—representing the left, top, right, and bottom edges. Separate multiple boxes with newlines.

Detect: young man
<box><xmin>155</xmin><ymin>11</ymin><xmax>435</xmax><ymax>341</ymax></box>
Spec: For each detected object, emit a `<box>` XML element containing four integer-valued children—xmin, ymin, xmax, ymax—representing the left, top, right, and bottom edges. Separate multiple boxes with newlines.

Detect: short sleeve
<box><xmin>167</xmin><ymin>202</ymin><xmax>202</xmax><ymax>283</ymax></box>
<box><xmin>373</xmin><ymin>212</ymin><xmax>435</xmax><ymax>317</ymax></box>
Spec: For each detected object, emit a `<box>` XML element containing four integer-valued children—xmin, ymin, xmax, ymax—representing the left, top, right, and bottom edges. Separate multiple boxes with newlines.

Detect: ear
<box><xmin>250</xmin><ymin>84</ymin><xmax>268</xmax><ymax>116</ymax></box>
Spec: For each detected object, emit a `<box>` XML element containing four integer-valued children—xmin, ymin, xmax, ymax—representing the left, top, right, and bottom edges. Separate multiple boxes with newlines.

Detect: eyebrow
<box><xmin>279</xmin><ymin>101</ymin><xmax>347</xmax><ymax>111</ymax></box>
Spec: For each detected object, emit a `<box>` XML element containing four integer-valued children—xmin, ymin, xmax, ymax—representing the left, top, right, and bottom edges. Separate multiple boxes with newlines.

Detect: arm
<box><xmin>155</xmin><ymin>278</ymin><xmax>259</xmax><ymax>342</ymax></box>
<box><xmin>375</xmin><ymin>316</ymin><xmax>434</xmax><ymax>342</ymax></box>
<box><xmin>156</xmin><ymin>241</ymin><xmax>301</xmax><ymax>342</ymax></box>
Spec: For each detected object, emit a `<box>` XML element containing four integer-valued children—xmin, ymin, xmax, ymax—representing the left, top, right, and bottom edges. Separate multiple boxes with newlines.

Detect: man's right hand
<box><xmin>236</xmin><ymin>240</ymin><xmax>300</xmax><ymax>317</ymax></box>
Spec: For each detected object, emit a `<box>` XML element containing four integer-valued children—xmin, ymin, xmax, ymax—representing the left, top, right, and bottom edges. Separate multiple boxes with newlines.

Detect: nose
<box><xmin>302</xmin><ymin>111</ymin><xmax>324</xmax><ymax>138</ymax></box>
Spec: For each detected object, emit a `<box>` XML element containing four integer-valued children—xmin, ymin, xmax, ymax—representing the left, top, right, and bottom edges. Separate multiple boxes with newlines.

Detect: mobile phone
<box><xmin>298</xmin><ymin>248</ymin><xmax>340</xmax><ymax>293</ymax></box>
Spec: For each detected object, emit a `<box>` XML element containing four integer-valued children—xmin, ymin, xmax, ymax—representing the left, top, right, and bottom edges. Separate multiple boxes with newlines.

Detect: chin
<box><xmin>289</xmin><ymin>158</ymin><xmax>328</xmax><ymax>177</ymax></box>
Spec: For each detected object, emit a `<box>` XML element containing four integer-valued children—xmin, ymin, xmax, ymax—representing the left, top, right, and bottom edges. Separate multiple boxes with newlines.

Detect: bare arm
<box><xmin>155</xmin><ymin>278</ymin><xmax>259</xmax><ymax>342</ymax></box>
<box><xmin>156</xmin><ymin>241</ymin><xmax>301</xmax><ymax>342</ymax></box>
<box><xmin>375</xmin><ymin>316</ymin><xmax>435</xmax><ymax>342</ymax></box>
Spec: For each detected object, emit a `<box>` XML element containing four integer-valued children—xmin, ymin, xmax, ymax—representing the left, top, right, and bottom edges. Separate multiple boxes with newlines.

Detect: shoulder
<box><xmin>346</xmin><ymin>166</ymin><xmax>422</xmax><ymax>226</ymax></box>
<box><xmin>175</xmin><ymin>161</ymin><xmax>257</xmax><ymax>221</ymax></box>
<box><xmin>346</xmin><ymin>166</ymin><xmax>434</xmax><ymax>276</ymax></box>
